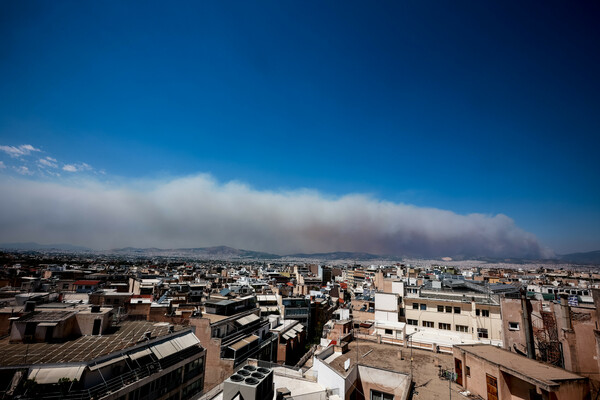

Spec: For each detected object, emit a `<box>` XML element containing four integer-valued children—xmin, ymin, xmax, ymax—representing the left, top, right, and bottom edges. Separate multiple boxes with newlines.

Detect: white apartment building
<box><xmin>404</xmin><ymin>280</ymin><xmax>503</xmax><ymax>348</ymax></box>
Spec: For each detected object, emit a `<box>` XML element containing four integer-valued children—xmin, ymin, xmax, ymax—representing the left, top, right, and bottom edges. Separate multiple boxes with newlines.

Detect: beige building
<box><xmin>404</xmin><ymin>281</ymin><xmax>503</xmax><ymax>348</ymax></box>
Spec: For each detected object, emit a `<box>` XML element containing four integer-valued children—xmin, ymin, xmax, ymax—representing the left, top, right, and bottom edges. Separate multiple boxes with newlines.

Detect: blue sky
<box><xmin>0</xmin><ymin>2</ymin><xmax>598</xmax><ymax>255</ymax></box>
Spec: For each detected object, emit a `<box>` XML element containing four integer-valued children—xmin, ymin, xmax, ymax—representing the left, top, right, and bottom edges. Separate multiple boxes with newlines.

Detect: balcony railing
<box><xmin>17</xmin><ymin>346</ymin><xmax>203</xmax><ymax>400</ymax></box>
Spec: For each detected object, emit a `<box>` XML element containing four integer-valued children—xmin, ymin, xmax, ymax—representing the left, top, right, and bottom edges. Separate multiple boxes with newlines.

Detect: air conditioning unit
<box><xmin>223</xmin><ymin>366</ymin><xmax>273</xmax><ymax>400</ymax></box>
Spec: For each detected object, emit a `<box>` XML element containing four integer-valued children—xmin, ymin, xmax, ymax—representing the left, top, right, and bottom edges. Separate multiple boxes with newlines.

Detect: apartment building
<box><xmin>193</xmin><ymin>296</ymin><xmax>277</xmax><ymax>390</ymax></box>
<box><xmin>404</xmin><ymin>280</ymin><xmax>503</xmax><ymax>348</ymax></box>
<box><xmin>453</xmin><ymin>344</ymin><xmax>590</xmax><ymax>400</ymax></box>
<box><xmin>278</xmin><ymin>297</ymin><xmax>310</xmax><ymax>327</ymax></box>
<box><xmin>500</xmin><ymin>290</ymin><xmax>600</xmax><ymax>388</ymax></box>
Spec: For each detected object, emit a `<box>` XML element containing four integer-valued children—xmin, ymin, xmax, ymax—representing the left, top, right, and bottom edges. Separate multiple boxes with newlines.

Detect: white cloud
<box><xmin>62</xmin><ymin>162</ymin><xmax>92</xmax><ymax>173</ymax></box>
<box><xmin>0</xmin><ymin>174</ymin><xmax>554</xmax><ymax>258</ymax></box>
<box><xmin>0</xmin><ymin>161</ymin><xmax>4</xmax><ymax>169</ymax></box>
<box><xmin>38</xmin><ymin>157</ymin><xmax>58</xmax><ymax>168</ymax></box>
<box><xmin>0</xmin><ymin>144</ymin><xmax>41</xmax><ymax>158</ymax></box>
<box><xmin>14</xmin><ymin>166</ymin><xmax>33</xmax><ymax>175</ymax></box>
<box><xmin>63</xmin><ymin>164</ymin><xmax>78</xmax><ymax>172</ymax></box>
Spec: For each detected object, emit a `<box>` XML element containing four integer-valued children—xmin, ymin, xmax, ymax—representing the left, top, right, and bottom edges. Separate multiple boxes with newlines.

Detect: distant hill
<box><xmin>7</xmin><ymin>242</ymin><xmax>595</xmax><ymax>264</ymax></box>
<box><xmin>557</xmin><ymin>250</ymin><xmax>600</xmax><ymax>265</ymax></box>
<box><xmin>0</xmin><ymin>242</ymin><xmax>92</xmax><ymax>252</ymax></box>
<box><xmin>109</xmin><ymin>245</ymin><xmax>281</xmax><ymax>260</ymax></box>
<box><xmin>284</xmin><ymin>251</ymin><xmax>395</xmax><ymax>261</ymax></box>
<box><xmin>108</xmin><ymin>246</ymin><xmax>398</xmax><ymax>261</ymax></box>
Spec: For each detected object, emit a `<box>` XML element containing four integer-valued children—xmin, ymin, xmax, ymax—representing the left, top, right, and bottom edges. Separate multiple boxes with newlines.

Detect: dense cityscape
<box><xmin>0</xmin><ymin>248</ymin><xmax>597</xmax><ymax>399</ymax></box>
<box><xmin>2</xmin><ymin>2</ymin><xmax>599</xmax><ymax>400</ymax></box>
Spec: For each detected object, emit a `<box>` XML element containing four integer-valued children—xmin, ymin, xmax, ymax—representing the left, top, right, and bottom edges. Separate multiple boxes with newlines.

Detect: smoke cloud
<box><xmin>0</xmin><ymin>174</ymin><xmax>553</xmax><ymax>258</ymax></box>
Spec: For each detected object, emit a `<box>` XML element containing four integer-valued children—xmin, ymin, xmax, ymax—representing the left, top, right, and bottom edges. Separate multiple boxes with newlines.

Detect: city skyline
<box><xmin>1</xmin><ymin>2</ymin><xmax>599</xmax><ymax>255</ymax></box>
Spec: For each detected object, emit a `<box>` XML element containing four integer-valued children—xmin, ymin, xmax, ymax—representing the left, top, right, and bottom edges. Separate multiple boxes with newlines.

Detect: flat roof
<box><xmin>455</xmin><ymin>344</ymin><xmax>585</xmax><ymax>386</ymax></box>
<box><xmin>18</xmin><ymin>311</ymin><xmax>76</xmax><ymax>322</ymax></box>
<box><xmin>0</xmin><ymin>320</ymin><xmax>186</xmax><ymax>366</ymax></box>
<box><xmin>324</xmin><ymin>340</ymin><xmax>423</xmax><ymax>377</ymax></box>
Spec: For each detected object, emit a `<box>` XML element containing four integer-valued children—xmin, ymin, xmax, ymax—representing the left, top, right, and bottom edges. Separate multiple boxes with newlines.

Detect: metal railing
<box><xmin>19</xmin><ymin>346</ymin><xmax>203</xmax><ymax>400</ymax></box>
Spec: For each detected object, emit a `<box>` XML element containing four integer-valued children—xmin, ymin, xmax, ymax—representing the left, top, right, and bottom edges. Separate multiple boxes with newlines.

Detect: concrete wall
<box><xmin>453</xmin><ymin>347</ymin><xmax>591</xmax><ymax>400</ymax></box>
<box><xmin>75</xmin><ymin>310</ymin><xmax>112</xmax><ymax>335</ymax></box>
<box><xmin>190</xmin><ymin>317</ymin><xmax>234</xmax><ymax>391</ymax></box>
<box><xmin>375</xmin><ymin>293</ymin><xmax>398</xmax><ymax>312</ymax></box>
<box><xmin>499</xmin><ymin>297</ymin><xmax>527</xmax><ymax>352</ymax></box>
<box><xmin>357</xmin><ymin>365</ymin><xmax>410</xmax><ymax>400</ymax></box>
<box><xmin>313</xmin><ymin>349</ymin><xmax>348</xmax><ymax>398</ymax></box>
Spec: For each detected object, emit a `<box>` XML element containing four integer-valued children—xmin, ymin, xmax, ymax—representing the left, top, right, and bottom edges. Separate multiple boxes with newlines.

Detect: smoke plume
<box><xmin>0</xmin><ymin>174</ymin><xmax>553</xmax><ymax>258</ymax></box>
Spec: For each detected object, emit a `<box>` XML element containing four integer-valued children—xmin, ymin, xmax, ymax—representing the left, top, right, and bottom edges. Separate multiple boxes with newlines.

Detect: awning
<box><xmin>38</xmin><ymin>322</ymin><xmax>58</xmax><ymax>327</ymax></box>
<box><xmin>89</xmin><ymin>355</ymin><xmax>127</xmax><ymax>371</ymax></box>
<box><xmin>129</xmin><ymin>348</ymin><xmax>152</xmax><ymax>361</ymax></box>
<box><xmin>235</xmin><ymin>314</ymin><xmax>260</xmax><ymax>326</ymax></box>
<box><xmin>229</xmin><ymin>334</ymin><xmax>259</xmax><ymax>351</ymax></box>
<box><xmin>28</xmin><ymin>365</ymin><xmax>85</xmax><ymax>384</ymax></box>
<box><xmin>151</xmin><ymin>340</ymin><xmax>179</xmax><ymax>359</ymax></box>
<box><xmin>149</xmin><ymin>332</ymin><xmax>200</xmax><ymax>360</ymax></box>
<box><xmin>172</xmin><ymin>332</ymin><xmax>200</xmax><ymax>350</ymax></box>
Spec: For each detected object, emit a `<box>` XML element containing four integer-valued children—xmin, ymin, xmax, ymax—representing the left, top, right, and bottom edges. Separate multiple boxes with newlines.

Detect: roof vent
<box><xmin>257</xmin><ymin>367</ymin><xmax>270</xmax><ymax>374</ymax></box>
<box><xmin>223</xmin><ymin>367</ymin><xmax>273</xmax><ymax>400</ymax></box>
<box><xmin>91</xmin><ymin>305</ymin><xmax>101</xmax><ymax>313</ymax></box>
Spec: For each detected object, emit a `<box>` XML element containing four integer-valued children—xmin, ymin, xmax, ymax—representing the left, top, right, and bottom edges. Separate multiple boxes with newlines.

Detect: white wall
<box><xmin>374</xmin><ymin>310</ymin><xmax>399</xmax><ymax>323</ymax></box>
<box><xmin>375</xmin><ymin>293</ymin><xmax>398</xmax><ymax>312</ymax></box>
<box><xmin>391</xmin><ymin>281</ymin><xmax>404</xmax><ymax>296</ymax></box>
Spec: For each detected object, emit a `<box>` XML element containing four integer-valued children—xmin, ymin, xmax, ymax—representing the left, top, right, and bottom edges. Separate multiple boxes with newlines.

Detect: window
<box><xmin>456</xmin><ymin>325</ymin><xmax>469</xmax><ymax>332</ymax></box>
<box><xmin>481</xmin><ymin>309</ymin><xmax>489</xmax><ymax>317</ymax></box>
<box><xmin>445</xmin><ymin>306</ymin><xmax>452</xmax><ymax>313</ymax></box>
<box><xmin>466</xmin><ymin>366</ymin><xmax>470</xmax><ymax>377</ymax></box>
<box><xmin>420</xmin><ymin>304</ymin><xmax>427</xmax><ymax>311</ymax></box>
<box><xmin>385</xmin><ymin>329</ymin><xmax>393</xmax><ymax>335</ymax></box>
<box><xmin>477</xmin><ymin>328</ymin><xmax>488</xmax><ymax>338</ymax></box>
<box><xmin>62</xmin><ymin>283</ymin><xmax>69</xmax><ymax>289</ymax></box>
<box><xmin>439</xmin><ymin>323</ymin><xmax>451</xmax><ymax>330</ymax></box>
<box><xmin>422</xmin><ymin>321</ymin><xmax>434</xmax><ymax>328</ymax></box>
<box><xmin>454</xmin><ymin>307</ymin><xmax>461</xmax><ymax>314</ymax></box>
<box><xmin>371</xmin><ymin>389</ymin><xmax>394</xmax><ymax>400</ymax></box>
<box><xmin>475</xmin><ymin>309</ymin><xmax>480</xmax><ymax>316</ymax></box>
<box><xmin>437</xmin><ymin>305</ymin><xmax>444</xmax><ymax>312</ymax></box>
<box><xmin>412</xmin><ymin>303</ymin><xmax>419</xmax><ymax>310</ymax></box>
<box><xmin>407</xmin><ymin>319</ymin><xmax>418</xmax><ymax>326</ymax></box>
<box><xmin>509</xmin><ymin>322</ymin><xmax>520</xmax><ymax>331</ymax></box>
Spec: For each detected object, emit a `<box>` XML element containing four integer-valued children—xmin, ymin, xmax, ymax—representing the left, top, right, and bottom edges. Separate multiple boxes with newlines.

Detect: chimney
<box><xmin>560</xmin><ymin>295</ymin><xmax>572</xmax><ymax>330</ymax></box>
<box><xmin>520</xmin><ymin>289</ymin><xmax>535</xmax><ymax>359</ymax></box>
